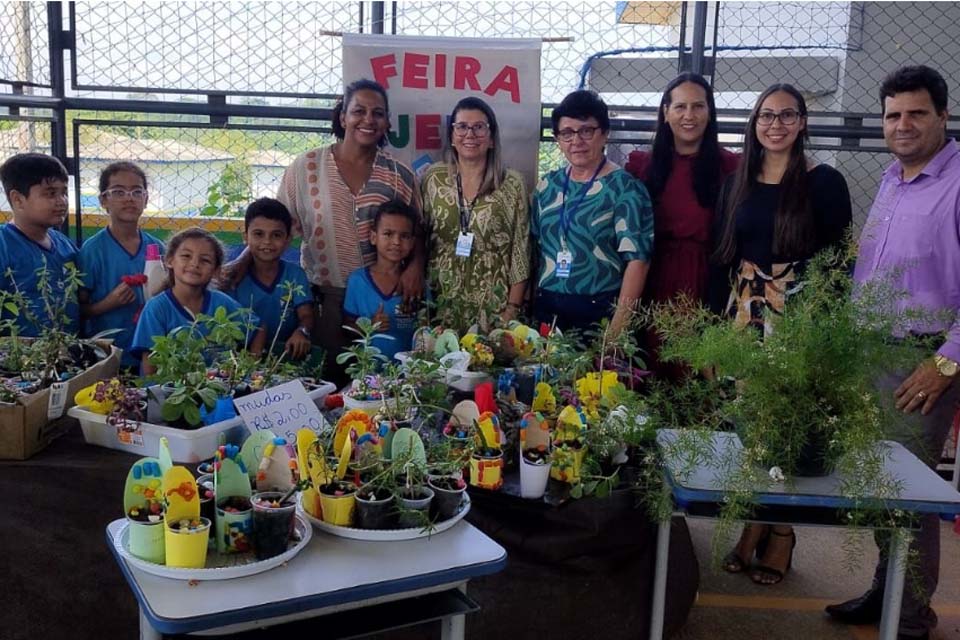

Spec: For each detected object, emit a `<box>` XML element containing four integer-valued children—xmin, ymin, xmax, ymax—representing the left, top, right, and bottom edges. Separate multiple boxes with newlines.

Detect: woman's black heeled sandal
<box><xmin>750</xmin><ymin>529</ymin><xmax>796</xmax><ymax>585</ymax></box>
<box><xmin>723</xmin><ymin>524</ymin><xmax>770</xmax><ymax>574</ymax></box>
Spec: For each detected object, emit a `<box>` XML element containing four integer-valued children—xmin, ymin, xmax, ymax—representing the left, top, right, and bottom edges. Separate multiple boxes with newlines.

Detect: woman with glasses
<box><xmin>532</xmin><ymin>89</ymin><xmax>654</xmax><ymax>334</ymax></box>
<box><xmin>420</xmin><ymin>96</ymin><xmax>529</xmax><ymax>332</ymax></box>
<box><xmin>78</xmin><ymin>161</ymin><xmax>163</xmax><ymax>372</ymax></box>
<box><xmin>712</xmin><ymin>84</ymin><xmax>852</xmax><ymax>586</ymax></box>
<box><xmin>276</xmin><ymin>78</ymin><xmax>420</xmax><ymax>384</ymax></box>
<box><xmin>625</xmin><ymin>73</ymin><xmax>739</xmax><ymax>380</ymax></box>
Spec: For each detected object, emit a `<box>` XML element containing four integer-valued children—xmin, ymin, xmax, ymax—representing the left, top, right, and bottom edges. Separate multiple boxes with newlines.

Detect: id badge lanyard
<box><xmin>456</xmin><ymin>172</ymin><xmax>478</xmax><ymax>257</ymax></box>
<box><xmin>559</xmin><ymin>155</ymin><xmax>606</xmax><ymax>253</ymax></box>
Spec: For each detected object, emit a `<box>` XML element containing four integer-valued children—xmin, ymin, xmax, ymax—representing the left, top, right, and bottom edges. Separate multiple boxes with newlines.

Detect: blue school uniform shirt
<box><xmin>222</xmin><ymin>260</ymin><xmax>312</xmax><ymax>351</ymax></box>
<box><xmin>129</xmin><ymin>289</ymin><xmax>260</xmax><ymax>361</ymax></box>
<box><xmin>343</xmin><ymin>267</ymin><xmax>418</xmax><ymax>362</ymax></box>
<box><xmin>0</xmin><ymin>223</ymin><xmax>79</xmax><ymax>336</ymax></box>
<box><xmin>78</xmin><ymin>228</ymin><xmax>165</xmax><ymax>368</ymax></box>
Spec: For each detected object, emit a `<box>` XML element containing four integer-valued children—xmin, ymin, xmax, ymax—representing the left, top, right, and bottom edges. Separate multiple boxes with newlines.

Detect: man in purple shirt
<box><xmin>827</xmin><ymin>66</ymin><xmax>960</xmax><ymax>640</ymax></box>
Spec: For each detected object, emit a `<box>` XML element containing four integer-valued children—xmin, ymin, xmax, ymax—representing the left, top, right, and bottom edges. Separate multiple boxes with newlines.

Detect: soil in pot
<box><xmin>355</xmin><ymin>488</ymin><xmax>396</xmax><ymax>529</ymax></box>
<box><xmin>427</xmin><ymin>476</ymin><xmax>466</xmax><ymax>520</ymax></box>
<box><xmin>250</xmin><ymin>492</ymin><xmax>296</xmax><ymax>560</ymax></box>
<box><xmin>397</xmin><ymin>486</ymin><xmax>434</xmax><ymax>528</ymax></box>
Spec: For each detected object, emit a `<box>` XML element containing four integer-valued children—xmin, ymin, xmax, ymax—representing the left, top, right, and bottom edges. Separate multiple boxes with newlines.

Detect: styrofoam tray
<box><xmin>71</xmin><ymin>380</ymin><xmax>337</xmax><ymax>462</ymax></box>
<box><xmin>112</xmin><ymin>513</ymin><xmax>311</xmax><ymax>580</ymax></box>
<box><xmin>298</xmin><ymin>492</ymin><xmax>470</xmax><ymax>541</ymax></box>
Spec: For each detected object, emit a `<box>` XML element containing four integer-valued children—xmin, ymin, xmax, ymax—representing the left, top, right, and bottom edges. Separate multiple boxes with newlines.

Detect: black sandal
<box><xmin>750</xmin><ymin>529</ymin><xmax>796</xmax><ymax>585</ymax></box>
<box><xmin>723</xmin><ymin>524</ymin><xmax>770</xmax><ymax>574</ymax></box>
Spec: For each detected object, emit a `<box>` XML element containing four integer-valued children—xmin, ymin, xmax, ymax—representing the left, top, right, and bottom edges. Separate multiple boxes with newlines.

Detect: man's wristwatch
<box><xmin>297</xmin><ymin>326</ymin><xmax>311</xmax><ymax>339</ymax></box>
<box><xmin>933</xmin><ymin>354</ymin><xmax>959</xmax><ymax>378</ymax></box>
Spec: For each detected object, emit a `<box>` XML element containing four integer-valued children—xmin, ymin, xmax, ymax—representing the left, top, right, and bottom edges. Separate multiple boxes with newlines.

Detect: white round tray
<box><xmin>298</xmin><ymin>492</ymin><xmax>471</xmax><ymax>541</ymax></box>
<box><xmin>114</xmin><ymin>513</ymin><xmax>312</xmax><ymax>580</ymax></box>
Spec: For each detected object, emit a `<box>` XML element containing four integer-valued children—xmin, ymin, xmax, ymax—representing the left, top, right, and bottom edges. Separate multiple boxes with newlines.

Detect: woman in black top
<box><xmin>712</xmin><ymin>84</ymin><xmax>852</xmax><ymax>584</ymax></box>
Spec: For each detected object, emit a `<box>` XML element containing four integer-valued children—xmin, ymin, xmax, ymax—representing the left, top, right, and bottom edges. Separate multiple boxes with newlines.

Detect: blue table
<box><xmin>106</xmin><ymin>519</ymin><xmax>506</xmax><ymax>639</ymax></box>
<box><xmin>650</xmin><ymin>429</ymin><xmax>960</xmax><ymax>640</ymax></box>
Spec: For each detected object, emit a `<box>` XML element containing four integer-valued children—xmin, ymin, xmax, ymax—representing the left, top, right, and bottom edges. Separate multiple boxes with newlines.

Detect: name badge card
<box><xmin>456</xmin><ymin>232</ymin><xmax>475</xmax><ymax>257</ymax></box>
<box><xmin>555</xmin><ymin>250</ymin><xmax>573</xmax><ymax>278</ymax></box>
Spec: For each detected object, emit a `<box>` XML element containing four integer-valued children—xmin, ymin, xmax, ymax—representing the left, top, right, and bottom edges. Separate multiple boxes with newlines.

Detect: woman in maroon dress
<box><xmin>625</xmin><ymin>73</ymin><xmax>739</xmax><ymax>379</ymax></box>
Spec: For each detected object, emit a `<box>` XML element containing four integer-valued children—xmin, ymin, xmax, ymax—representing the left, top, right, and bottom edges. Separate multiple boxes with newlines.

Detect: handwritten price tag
<box><xmin>233</xmin><ymin>380</ymin><xmax>329</xmax><ymax>443</ymax></box>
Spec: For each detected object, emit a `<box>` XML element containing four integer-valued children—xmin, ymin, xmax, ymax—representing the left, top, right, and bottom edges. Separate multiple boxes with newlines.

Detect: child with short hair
<box><xmin>79</xmin><ymin>162</ymin><xmax>165</xmax><ymax>371</ymax></box>
<box><xmin>0</xmin><ymin>153</ymin><xmax>79</xmax><ymax>336</ymax></box>
<box><xmin>220</xmin><ymin>198</ymin><xmax>314</xmax><ymax>359</ymax></box>
<box><xmin>131</xmin><ymin>227</ymin><xmax>266</xmax><ymax>375</ymax></box>
<box><xmin>343</xmin><ymin>200</ymin><xmax>421</xmax><ymax>362</ymax></box>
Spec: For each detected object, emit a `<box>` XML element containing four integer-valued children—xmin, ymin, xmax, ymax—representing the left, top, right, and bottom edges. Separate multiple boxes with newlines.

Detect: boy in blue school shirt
<box><xmin>220</xmin><ymin>198</ymin><xmax>315</xmax><ymax>359</ymax></box>
<box><xmin>79</xmin><ymin>162</ymin><xmax>164</xmax><ymax>371</ymax></box>
<box><xmin>0</xmin><ymin>153</ymin><xmax>79</xmax><ymax>336</ymax></box>
<box><xmin>343</xmin><ymin>200</ymin><xmax>423</xmax><ymax>363</ymax></box>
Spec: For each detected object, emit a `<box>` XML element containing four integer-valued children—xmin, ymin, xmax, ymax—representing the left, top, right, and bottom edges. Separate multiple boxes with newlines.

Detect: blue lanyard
<box><xmin>559</xmin><ymin>156</ymin><xmax>606</xmax><ymax>250</ymax></box>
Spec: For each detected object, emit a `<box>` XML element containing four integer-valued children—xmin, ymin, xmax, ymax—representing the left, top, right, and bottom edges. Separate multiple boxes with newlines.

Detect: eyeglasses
<box><xmin>555</xmin><ymin>126</ymin><xmax>600</xmax><ymax>143</ymax></box>
<box><xmin>452</xmin><ymin>122</ymin><xmax>490</xmax><ymax>137</ymax></box>
<box><xmin>101</xmin><ymin>188</ymin><xmax>147</xmax><ymax>200</ymax></box>
<box><xmin>756</xmin><ymin>109</ymin><xmax>801</xmax><ymax>126</ymax></box>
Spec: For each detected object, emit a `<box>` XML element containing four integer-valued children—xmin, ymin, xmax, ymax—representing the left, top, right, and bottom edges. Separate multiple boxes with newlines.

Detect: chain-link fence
<box><xmin>0</xmin><ymin>2</ymin><xmax>50</xmax><ymax>91</ymax></box>
<box><xmin>2</xmin><ymin>2</ymin><xmax>960</xmax><ymax>232</ymax></box>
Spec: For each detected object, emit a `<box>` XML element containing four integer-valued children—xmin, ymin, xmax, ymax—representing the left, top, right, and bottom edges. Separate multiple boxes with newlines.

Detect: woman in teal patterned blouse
<box><xmin>532</xmin><ymin>90</ymin><xmax>654</xmax><ymax>334</ymax></box>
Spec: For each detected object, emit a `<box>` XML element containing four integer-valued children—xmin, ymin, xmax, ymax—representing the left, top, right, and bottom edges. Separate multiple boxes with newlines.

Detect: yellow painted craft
<box><xmin>300</xmin><ymin>487</ymin><xmax>322</xmax><ymax>517</ymax></box>
<box><xmin>164</xmin><ymin>518</ymin><xmax>211</xmax><ymax>568</ymax></box>
<box><xmin>475</xmin><ymin>411</ymin><xmax>503</xmax><ymax>450</ymax></box>
<box><xmin>319</xmin><ymin>489</ymin><xmax>356</xmax><ymax>526</ymax></box>
<box><xmin>519</xmin><ymin>412</ymin><xmax>551</xmax><ymax>451</ymax></box>
<box><xmin>469</xmin><ymin>453</ymin><xmax>504</xmax><ymax>490</ymax></box>
<box><xmin>550</xmin><ymin>445</ymin><xmax>587</xmax><ymax>483</ymax></box>
<box><xmin>334</xmin><ymin>410</ymin><xmax>379</xmax><ymax>455</ymax></box>
<box><xmin>162</xmin><ymin>466</ymin><xmax>200</xmax><ymax>522</ymax></box>
<box><xmin>73</xmin><ymin>379</ymin><xmax>121</xmax><ymax>415</ymax></box>
<box><xmin>336</xmin><ymin>437</ymin><xmax>352</xmax><ymax>480</ymax></box>
<box><xmin>531</xmin><ymin>382</ymin><xmax>557</xmax><ymax>415</ymax></box>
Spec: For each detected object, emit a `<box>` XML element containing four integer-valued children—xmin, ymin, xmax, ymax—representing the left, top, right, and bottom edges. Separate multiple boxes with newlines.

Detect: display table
<box><xmin>106</xmin><ymin>519</ymin><xmax>506</xmax><ymax>639</ymax></box>
<box><xmin>467</xmin><ymin>471</ymin><xmax>700</xmax><ymax>639</ymax></box>
<box><xmin>651</xmin><ymin>429</ymin><xmax>960</xmax><ymax>640</ymax></box>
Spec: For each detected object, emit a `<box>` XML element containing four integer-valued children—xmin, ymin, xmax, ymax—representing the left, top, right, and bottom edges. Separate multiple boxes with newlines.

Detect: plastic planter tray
<box><xmin>70</xmin><ymin>380</ymin><xmax>336</xmax><ymax>462</ymax></box>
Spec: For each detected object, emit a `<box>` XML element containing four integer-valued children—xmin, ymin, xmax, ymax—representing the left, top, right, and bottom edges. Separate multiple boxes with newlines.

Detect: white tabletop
<box><xmin>107</xmin><ymin>518</ymin><xmax>506</xmax><ymax>634</ymax></box>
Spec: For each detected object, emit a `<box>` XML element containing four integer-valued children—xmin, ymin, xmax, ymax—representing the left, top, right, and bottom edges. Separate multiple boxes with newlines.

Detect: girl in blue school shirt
<box><xmin>130</xmin><ymin>227</ymin><xmax>266</xmax><ymax>376</ymax></box>
<box><xmin>79</xmin><ymin>162</ymin><xmax>165</xmax><ymax>372</ymax></box>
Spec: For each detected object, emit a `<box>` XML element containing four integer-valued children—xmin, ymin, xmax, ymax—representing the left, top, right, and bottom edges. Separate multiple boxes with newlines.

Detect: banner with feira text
<box><xmin>342</xmin><ymin>34</ymin><xmax>542</xmax><ymax>191</ymax></box>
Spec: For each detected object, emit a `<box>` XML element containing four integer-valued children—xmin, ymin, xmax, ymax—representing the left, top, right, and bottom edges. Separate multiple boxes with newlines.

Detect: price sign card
<box><xmin>233</xmin><ymin>380</ymin><xmax>329</xmax><ymax>442</ymax></box>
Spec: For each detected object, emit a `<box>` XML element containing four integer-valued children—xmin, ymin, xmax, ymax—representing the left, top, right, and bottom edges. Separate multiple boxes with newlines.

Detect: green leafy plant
<box><xmin>336</xmin><ymin>316</ymin><xmax>388</xmax><ymax>398</ymax></box>
<box><xmin>200</xmin><ymin>158</ymin><xmax>252</xmax><ymax>218</ymax></box>
<box><xmin>160</xmin><ymin>370</ymin><xmax>228</xmax><ymax>428</ymax></box>
<box><xmin>646</xmin><ymin>246</ymin><xmax>927</xmax><ymax>562</ymax></box>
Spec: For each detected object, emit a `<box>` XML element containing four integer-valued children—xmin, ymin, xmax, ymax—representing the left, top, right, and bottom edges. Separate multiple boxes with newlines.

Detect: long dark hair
<box><xmin>646</xmin><ymin>73</ymin><xmax>722</xmax><ymax>208</ymax></box>
<box><xmin>331</xmin><ymin>78</ymin><xmax>390</xmax><ymax>148</ymax></box>
<box><xmin>714</xmin><ymin>83</ymin><xmax>812</xmax><ymax>264</ymax></box>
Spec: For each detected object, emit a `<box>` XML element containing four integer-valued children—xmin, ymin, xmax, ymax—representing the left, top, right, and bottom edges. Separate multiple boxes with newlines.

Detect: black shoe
<box><xmin>824</xmin><ymin>589</ymin><xmax>884</xmax><ymax>624</ymax></box>
<box><xmin>897</xmin><ymin>633</ymin><xmax>929</xmax><ymax>640</ymax></box>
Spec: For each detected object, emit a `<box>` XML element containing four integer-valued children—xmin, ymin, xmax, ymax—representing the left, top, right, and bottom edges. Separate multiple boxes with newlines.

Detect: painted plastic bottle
<box><xmin>143</xmin><ymin>244</ymin><xmax>166</xmax><ymax>302</ymax></box>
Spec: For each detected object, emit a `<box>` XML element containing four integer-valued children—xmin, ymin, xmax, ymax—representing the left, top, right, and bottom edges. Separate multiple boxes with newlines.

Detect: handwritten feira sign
<box><xmin>342</xmin><ymin>34</ymin><xmax>542</xmax><ymax>191</ymax></box>
<box><xmin>232</xmin><ymin>380</ymin><xmax>329</xmax><ymax>443</ymax></box>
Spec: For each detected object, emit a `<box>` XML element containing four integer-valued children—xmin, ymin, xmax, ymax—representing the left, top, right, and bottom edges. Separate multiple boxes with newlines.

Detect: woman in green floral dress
<box><xmin>420</xmin><ymin>97</ymin><xmax>530</xmax><ymax>333</ymax></box>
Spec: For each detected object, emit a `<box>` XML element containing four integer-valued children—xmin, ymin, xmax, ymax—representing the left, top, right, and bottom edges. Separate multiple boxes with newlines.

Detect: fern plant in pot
<box><xmin>647</xmin><ymin>246</ymin><xmax>929</xmax><ymax>546</ymax></box>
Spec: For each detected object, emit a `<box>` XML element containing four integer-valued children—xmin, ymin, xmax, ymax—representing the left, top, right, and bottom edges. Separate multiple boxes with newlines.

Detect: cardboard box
<box><xmin>0</xmin><ymin>343</ymin><xmax>121</xmax><ymax>460</ymax></box>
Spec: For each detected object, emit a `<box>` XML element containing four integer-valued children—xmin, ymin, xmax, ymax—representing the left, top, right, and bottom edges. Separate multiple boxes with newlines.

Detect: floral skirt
<box><xmin>726</xmin><ymin>259</ymin><xmax>805</xmax><ymax>335</ymax></box>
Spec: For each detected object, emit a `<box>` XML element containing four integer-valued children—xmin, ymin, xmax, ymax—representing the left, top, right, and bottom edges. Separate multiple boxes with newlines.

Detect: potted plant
<box><xmin>336</xmin><ymin>316</ymin><xmax>389</xmax><ymax>414</ymax></box>
<box><xmin>395</xmin><ymin>461</ymin><xmax>434</xmax><ymax>529</ymax></box>
<box><xmin>645</xmin><ymin>247</ymin><xmax>922</xmax><ymax>547</ymax></box>
<box><xmin>160</xmin><ymin>371</ymin><xmax>229</xmax><ymax>430</ymax></box>
<box><xmin>354</xmin><ymin>461</ymin><xmax>398</xmax><ymax>530</ymax></box>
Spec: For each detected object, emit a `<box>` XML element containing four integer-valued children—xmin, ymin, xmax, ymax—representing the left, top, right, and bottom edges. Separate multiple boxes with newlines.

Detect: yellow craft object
<box><xmin>319</xmin><ymin>490</ymin><xmax>356</xmax><ymax>526</ymax></box>
<box><xmin>531</xmin><ymin>382</ymin><xmax>557</xmax><ymax>415</ymax></box>
<box><xmin>550</xmin><ymin>445</ymin><xmax>587</xmax><ymax>484</ymax></box>
<box><xmin>336</xmin><ymin>437</ymin><xmax>352</xmax><ymax>480</ymax></box>
<box><xmin>334</xmin><ymin>410</ymin><xmax>378</xmax><ymax>455</ymax></box>
<box><xmin>575</xmin><ymin>371</ymin><xmax>623</xmax><ymax>421</ymax></box>
<box><xmin>469</xmin><ymin>453</ymin><xmax>504</xmax><ymax>490</ymax></box>
<box><xmin>555</xmin><ymin>405</ymin><xmax>586</xmax><ymax>443</ymax></box>
<box><xmin>73</xmin><ymin>378</ymin><xmax>121</xmax><ymax>415</ymax></box>
<box><xmin>475</xmin><ymin>411</ymin><xmax>503</xmax><ymax>450</ymax></box>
